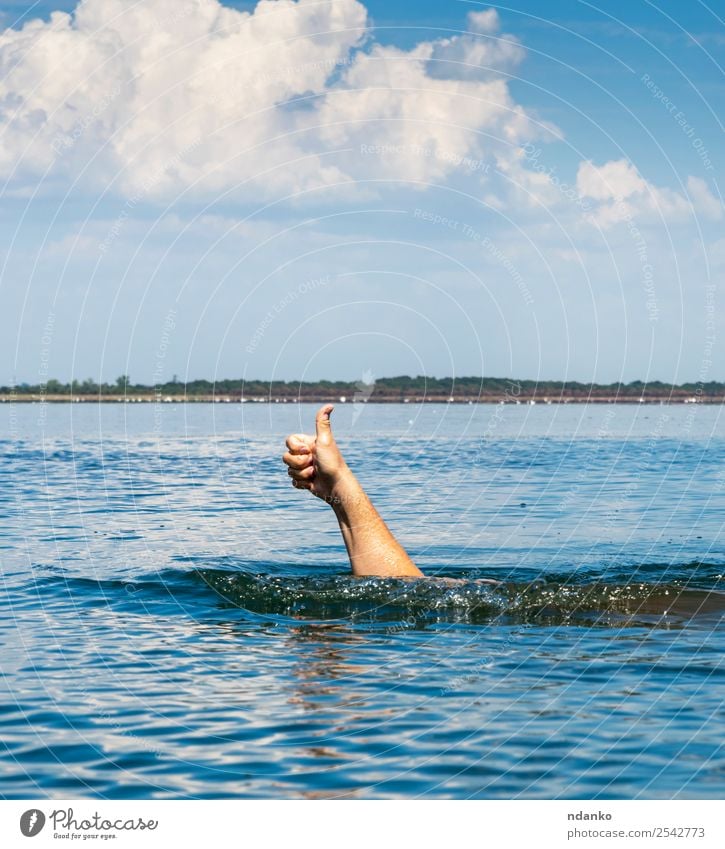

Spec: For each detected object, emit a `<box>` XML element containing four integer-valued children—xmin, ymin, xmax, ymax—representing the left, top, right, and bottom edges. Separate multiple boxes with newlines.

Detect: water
<box><xmin>0</xmin><ymin>401</ymin><xmax>723</xmax><ymax>799</ymax></box>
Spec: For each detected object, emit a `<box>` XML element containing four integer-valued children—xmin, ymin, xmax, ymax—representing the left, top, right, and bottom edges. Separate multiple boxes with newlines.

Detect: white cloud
<box><xmin>0</xmin><ymin>0</ymin><xmax>546</xmax><ymax>198</ymax></box>
<box><xmin>0</xmin><ymin>0</ymin><xmax>369</xmax><ymax>195</ymax></box>
<box><xmin>575</xmin><ymin>158</ymin><xmax>708</xmax><ymax>228</ymax></box>
<box><xmin>576</xmin><ymin>159</ymin><xmax>648</xmax><ymax>202</ymax></box>
<box><xmin>427</xmin><ymin>9</ymin><xmax>526</xmax><ymax>81</ymax></box>
<box><xmin>1</xmin><ymin>0</ymin><xmax>714</xmax><ymax>250</ymax></box>
<box><xmin>687</xmin><ymin>176</ymin><xmax>724</xmax><ymax>220</ymax></box>
<box><xmin>467</xmin><ymin>9</ymin><xmax>501</xmax><ymax>35</ymax></box>
<box><xmin>315</xmin><ymin>41</ymin><xmax>546</xmax><ymax>184</ymax></box>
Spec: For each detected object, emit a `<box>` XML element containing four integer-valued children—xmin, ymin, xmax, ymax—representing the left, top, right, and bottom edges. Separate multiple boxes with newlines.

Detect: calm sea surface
<box><xmin>0</xmin><ymin>402</ymin><xmax>723</xmax><ymax>799</ymax></box>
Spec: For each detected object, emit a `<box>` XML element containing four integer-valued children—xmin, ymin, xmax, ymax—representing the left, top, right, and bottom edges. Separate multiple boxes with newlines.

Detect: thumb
<box><xmin>315</xmin><ymin>404</ymin><xmax>335</xmax><ymax>444</ymax></box>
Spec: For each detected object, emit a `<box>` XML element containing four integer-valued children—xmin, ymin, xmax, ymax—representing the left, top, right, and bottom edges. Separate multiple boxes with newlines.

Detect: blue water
<box><xmin>0</xmin><ymin>402</ymin><xmax>723</xmax><ymax>799</ymax></box>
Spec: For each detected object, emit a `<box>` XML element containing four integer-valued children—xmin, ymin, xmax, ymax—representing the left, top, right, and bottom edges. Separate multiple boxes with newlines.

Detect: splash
<box><xmin>197</xmin><ymin>567</ymin><xmax>725</xmax><ymax>627</ymax></box>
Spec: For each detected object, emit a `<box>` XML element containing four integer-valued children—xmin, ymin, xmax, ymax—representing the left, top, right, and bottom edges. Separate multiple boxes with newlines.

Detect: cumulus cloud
<box><xmin>427</xmin><ymin>9</ymin><xmax>526</xmax><ymax>81</ymax></box>
<box><xmin>687</xmin><ymin>176</ymin><xmax>724</xmax><ymax>220</ymax></box>
<box><xmin>575</xmin><ymin>158</ymin><xmax>716</xmax><ymax>228</ymax></box>
<box><xmin>0</xmin><ymin>0</ymin><xmax>548</xmax><ymax>198</ymax></box>
<box><xmin>0</xmin><ymin>0</ymin><xmax>369</xmax><ymax>195</ymax></box>
<box><xmin>315</xmin><ymin>40</ymin><xmax>545</xmax><ymax>184</ymax></box>
<box><xmin>3</xmin><ymin>0</ymin><xmax>710</xmax><ymax>230</ymax></box>
<box><xmin>576</xmin><ymin>159</ymin><xmax>648</xmax><ymax>202</ymax></box>
<box><xmin>467</xmin><ymin>9</ymin><xmax>501</xmax><ymax>35</ymax></box>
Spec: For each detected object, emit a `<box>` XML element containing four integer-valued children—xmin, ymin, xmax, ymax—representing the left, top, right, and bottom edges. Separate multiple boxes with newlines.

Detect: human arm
<box><xmin>282</xmin><ymin>405</ymin><xmax>422</xmax><ymax>578</ymax></box>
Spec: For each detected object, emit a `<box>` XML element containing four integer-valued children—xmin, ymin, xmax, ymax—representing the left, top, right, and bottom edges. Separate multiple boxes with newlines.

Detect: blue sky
<box><xmin>0</xmin><ymin>0</ymin><xmax>722</xmax><ymax>385</ymax></box>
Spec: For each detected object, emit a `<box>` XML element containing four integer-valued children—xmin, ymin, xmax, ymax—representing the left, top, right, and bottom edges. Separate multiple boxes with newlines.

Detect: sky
<box><xmin>0</xmin><ymin>0</ymin><xmax>722</xmax><ymax>386</ymax></box>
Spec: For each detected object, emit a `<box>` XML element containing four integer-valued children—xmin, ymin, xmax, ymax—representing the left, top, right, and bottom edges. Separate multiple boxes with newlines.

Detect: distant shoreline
<box><xmin>3</xmin><ymin>375</ymin><xmax>723</xmax><ymax>405</ymax></box>
<box><xmin>1</xmin><ymin>394</ymin><xmax>721</xmax><ymax>405</ymax></box>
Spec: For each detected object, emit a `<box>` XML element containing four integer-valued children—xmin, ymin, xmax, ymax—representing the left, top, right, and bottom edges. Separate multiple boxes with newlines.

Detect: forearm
<box><xmin>328</xmin><ymin>470</ymin><xmax>422</xmax><ymax>578</ymax></box>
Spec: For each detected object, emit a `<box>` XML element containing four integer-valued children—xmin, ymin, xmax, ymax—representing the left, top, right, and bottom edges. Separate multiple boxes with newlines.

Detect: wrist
<box><xmin>327</xmin><ymin>467</ymin><xmax>363</xmax><ymax>515</ymax></box>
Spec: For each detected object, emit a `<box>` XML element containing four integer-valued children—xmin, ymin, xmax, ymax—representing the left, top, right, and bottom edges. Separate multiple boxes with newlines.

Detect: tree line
<box><xmin>2</xmin><ymin>375</ymin><xmax>723</xmax><ymax>399</ymax></box>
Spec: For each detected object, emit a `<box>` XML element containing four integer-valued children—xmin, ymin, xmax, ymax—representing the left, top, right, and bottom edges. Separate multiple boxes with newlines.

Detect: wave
<box><xmin>196</xmin><ymin>567</ymin><xmax>724</xmax><ymax>626</ymax></box>
<box><xmin>10</xmin><ymin>560</ymin><xmax>723</xmax><ymax>627</ymax></box>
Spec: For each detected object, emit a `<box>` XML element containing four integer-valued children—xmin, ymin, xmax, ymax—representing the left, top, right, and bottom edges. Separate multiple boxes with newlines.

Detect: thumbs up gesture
<box><xmin>283</xmin><ymin>404</ymin><xmax>351</xmax><ymax>503</ymax></box>
<box><xmin>282</xmin><ymin>404</ymin><xmax>423</xmax><ymax>576</ymax></box>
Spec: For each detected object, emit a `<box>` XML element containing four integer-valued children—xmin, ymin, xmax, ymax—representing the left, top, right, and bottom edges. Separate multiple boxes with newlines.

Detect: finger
<box><xmin>315</xmin><ymin>404</ymin><xmax>334</xmax><ymax>443</ymax></box>
<box><xmin>282</xmin><ymin>451</ymin><xmax>314</xmax><ymax>470</ymax></box>
<box><xmin>286</xmin><ymin>433</ymin><xmax>314</xmax><ymax>454</ymax></box>
<box><xmin>292</xmin><ymin>479</ymin><xmax>313</xmax><ymax>490</ymax></box>
<box><xmin>288</xmin><ymin>466</ymin><xmax>315</xmax><ymax>481</ymax></box>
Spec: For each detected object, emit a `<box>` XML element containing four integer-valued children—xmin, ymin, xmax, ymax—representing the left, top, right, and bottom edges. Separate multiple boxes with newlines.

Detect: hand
<box><xmin>283</xmin><ymin>404</ymin><xmax>422</xmax><ymax>577</ymax></box>
<box><xmin>282</xmin><ymin>404</ymin><xmax>351</xmax><ymax>503</ymax></box>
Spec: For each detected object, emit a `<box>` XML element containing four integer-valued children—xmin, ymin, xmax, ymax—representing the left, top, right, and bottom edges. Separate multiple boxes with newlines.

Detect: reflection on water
<box><xmin>0</xmin><ymin>403</ymin><xmax>723</xmax><ymax>798</ymax></box>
